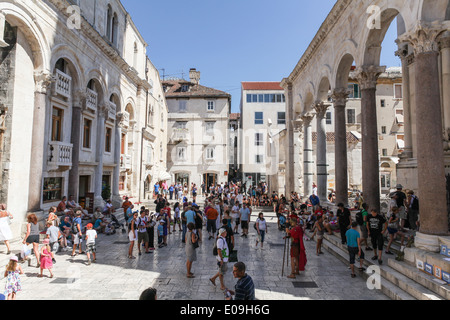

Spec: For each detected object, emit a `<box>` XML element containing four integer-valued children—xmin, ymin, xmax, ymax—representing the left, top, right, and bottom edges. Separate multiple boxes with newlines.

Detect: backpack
<box><xmin>213</xmin><ymin>237</ymin><xmax>226</xmax><ymax>256</ymax></box>
<box><xmin>355</xmin><ymin>210</ymin><xmax>364</xmax><ymax>226</ymax></box>
<box><xmin>72</xmin><ymin>220</ymin><xmax>80</xmax><ymax>234</ymax></box>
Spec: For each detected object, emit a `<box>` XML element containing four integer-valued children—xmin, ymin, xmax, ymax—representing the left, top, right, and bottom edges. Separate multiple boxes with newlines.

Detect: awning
<box><xmin>395</xmin><ymin>114</ymin><xmax>404</xmax><ymax>124</ymax></box>
<box><xmin>157</xmin><ymin>171</ymin><xmax>172</xmax><ymax>181</ymax></box>
<box><xmin>397</xmin><ymin>139</ymin><xmax>405</xmax><ymax>149</ymax></box>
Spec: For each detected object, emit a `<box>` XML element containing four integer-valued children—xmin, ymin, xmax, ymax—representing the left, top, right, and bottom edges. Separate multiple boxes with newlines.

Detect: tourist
<box><xmin>367</xmin><ymin>209</ymin><xmax>388</xmax><ymax>265</ymax></box>
<box><xmin>139</xmin><ymin>287</ymin><xmax>157</xmax><ymax>300</ymax></box>
<box><xmin>226</xmin><ymin>262</ymin><xmax>255</xmax><ymax>300</ymax></box>
<box><xmin>407</xmin><ymin>190</ymin><xmax>419</xmax><ymax>231</ymax></box>
<box><xmin>157</xmin><ymin>220</ymin><xmax>165</xmax><ymax>248</ymax></box>
<box><xmin>359</xmin><ymin>203</ymin><xmax>372</xmax><ymax>251</ymax></box>
<box><xmin>193</xmin><ymin>204</ymin><xmax>203</xmax><ymax>242</ymax></box>
<box><xmin>137</xmin><ymin>211</ymin><xmax>150</xmax><ymax>255</ymax></box>
<box><xmin>67</xmin><ymin>195</ymin><xmax>89</xmax><ymax>220</ymax></box>
<box><xmin>58</xmin><ymin>216</ymin><xmax>72</xmax><ymax>250</ymax></box>
<box><xmin>314</xmin><ymin>215</ymin><xmax>325</xmax><ymax>256</ymax></box>
<box><xmin>3</xmin><ymin>256</ymin><xmax>23</xmax><ymax>300</ymax></box>
<box><xmin>181</xmin><ymin>205</ymin><xmax>188</xmax><ymax>243</ymax></box>
<box><xmin>185</xmin><ymin>223</ymin><xmax>198</xmax><ymax>278</ymax></box>
<box><xmin>346</xmin><ymin>222</ymin><xmax>366</xmax><ymax>278</ymax></box>
<box><xmin>85</xmin><ymin>223</ymin><xmax>97</xmax><ymax>265</ymax></box>
<box><xmin>157</xmin><ymin>206</ymin><xmax>170</xmax><ymax>246</ymax></box>
<box><xmin>385</xmin><ymin>207</ymin><xmax>406</xmax><ymax>255</ymax></box>
<box><xmin>210</xmin><ymin>228</ymin><xmax>229</xmax><ymax>291</ymax></box>
<box><xmin>122</xmin><ymin>197</ymin><xmax>133</xmax><ymax>214</ymax></box>
<box><xmin>102</xmin><ymin>199</ymin><xmax>115</xmax><ymax>215</ymax></box>
<box><xmin>255</xmin><ymin>212</ymin><xmax>267</xmax><ymax>250</ymax></box>
<box><xmin>223</xmin><ymin>210</ymin><xmax>232</xmax><ymax>229</ymax></box>
<box><xmin>45</xmin><ymin>221</ymin><xmax>60</xmax><ymax>261</ymax></box>
<box><xmin>206</xmin><ymin>205</ymin><xmax>219</xmax><ymax>240</ymax></box>
<box><xmin>220</xmin><ymin>219</ymin><xmax>235</xmax><ymax>253</ymax></box>
<box><xmin>239</xmin><ymin>203</ymin><xmax>251</xmax><ymax>238</ymax></box>
<box><xmin>309</xmin><ymin>193</ymin><xmax>320</xmax><ymax>212</ymax></box>
<box><xmin>154</xmin><ymin>183</ymin><xmax>160</xmax><ymax>197</ymax></box>
<box><xmin>38</xmin><ymin>239</ymin><xmax>54</xmax><ymax>278</ymax></box>
<box><xmin>23</xmin><ymin>213</ymin><xmax>40</xmax><ymax>267</ymax></box>
<box><xmin>286</xmin><ymin>217</ymin><xmax>307</xmax><ymax>279</ymax></box>
<box><xmin>394</xmin><ymin>184</ymin><xmax>407</xmax><ymax>230</ymax></box>
<box><xmin>146</xmin><ymin>210</ymin><xmax>156</xmax><ymax>251</ymax></box>
<box><xmin>354</xmin><ymin>192</ymin><xmax>364</xmax><ymax>210</ymax></box>
<box><xmin>57</xmin><ymin>196</ymin><xmax>73</xmax><ymax>217</ymax></box>
<box><xmin>46</xmin><ymin>206</ymin><xmax>59</xmax><ymax>227</ymax></box>
<box><xmin>336</xmin><ymin>203</ymin><xmax>352</xmax><ymax>244</ymax></box>
<box><xmin>231</xmin><ymin>203</ymin><xmax>240</xmax><ymax>235</ymax></box>
<box><xmin>128</xmin><ymin>212</ymin><xmax>138</xmax><ymax>259</ymax></box>
<box><xmin>0</xmin><ymin>204</ymin><xmax>13</xmax><ymax>255</ymax></box>
<box><xmin>71</xmin><ymin>211</ymin><xmax>84</xmax><ymax>257</ymax></box>
<box><xmin>173</xmin><ymin>202</ymin><xmax>182</xmax><ymax>232</ymax></box>
<box><xmin>192</xmin><ymin>184</ymin><xmax>198</xmax><ymax>203</ymax></box>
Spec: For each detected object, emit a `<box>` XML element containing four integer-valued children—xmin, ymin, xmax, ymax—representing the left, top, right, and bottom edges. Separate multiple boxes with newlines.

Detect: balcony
<box><xmin>86</xmin><ymin>88</ymin><xmax>98</xmax><ymax>113</ymax></box>
<box><xmin>122</xmin><ymin>111</ymin><xmax>130</xmax><ymax>128</ymax></box>
<box><xmin>48</xmin><ymin>141</ymin><xmax>73</xmax><ymax>170</ymax></box>
<box><xmin>120</xmin><ymin>154</ymin><xmax>132</xmax><ymax>172</ymax></box>
<box><xmin>108</xmin><ymin>102</ymin><xmax>116</xmax><ymax>121</ymax></box>
<box><xmin>171</xmin><ymin>128</ymin><xmax>190</xmax><ymax>143</ymax></box>
<box><xmin>54</xmin><ymin>69</ymin><xmax>72</xmax><ymax>98</ymax></box>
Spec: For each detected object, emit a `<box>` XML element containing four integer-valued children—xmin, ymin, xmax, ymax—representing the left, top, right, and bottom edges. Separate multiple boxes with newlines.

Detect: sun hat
<box><xmin>43</xmin><ymin>239</ymin><xmax>50</xmax><ymax>245</ymax></box>
<box><xmin>9</xmin><ymin>255</ymin><xmax>18</xmax><ymax>262</ymax></box>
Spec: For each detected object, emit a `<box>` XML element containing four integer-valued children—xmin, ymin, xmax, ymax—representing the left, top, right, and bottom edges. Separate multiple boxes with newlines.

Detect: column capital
<box><xmin>398</xmin><ymin>21</ymin><xmax>443</xmax><ymax>55</ymax></box>
<box><xmin>355</xmin><ymin>65</ymin><xmax>386</xmax><ymax>90</ymax></box>
<box><xmin>34</xmin><ymin>71</ymin><xmax>54</xmax><ymax>95</ymax></box>
<box><xmin>300</xmin><ymin>112</ymin><xmax>314</xmax><ymax>127</ymax></box>
<box><xmin>73</xmin><ymin>89</ymin><xmax>87</xmax><ymax>109</ymax></box>
<box><xmin>314</xmin><ymin>101</ymin><xmax>331</xmax><ymax>119</ymax></box>
<box><xmin>98</xmin><ymin>104</ymin><xmax>109</xmax><ymax>119</ymax></box>
<box><xmin>438</xmin><ymin>31</ymin><xmax>450</xmax><ymax>50</ymax></box>
<box><xmin>331</xmin><ymin>88</ymin><xmax>350</xmax><ymax>107</ymax></box>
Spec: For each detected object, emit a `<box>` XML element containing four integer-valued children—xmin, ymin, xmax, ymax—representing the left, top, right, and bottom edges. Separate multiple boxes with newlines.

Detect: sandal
<box><xmin>287</xmin><ymin>274</ymin><xmax>296</xmax><ymax>279</ymax></box>
<box><xmin>187</xmin><ymin>274</ymin><xmax>195</xmax><ymax>278</ymax></box>
<box><xmin>351</xmin><ymin>274</ymin><xmax>356</xmax><ymax>278</ymax></box>
<box><xmin>209</xmin><ymin>278</ymin><xmax>216</xmax><ymax>286</ymax></box>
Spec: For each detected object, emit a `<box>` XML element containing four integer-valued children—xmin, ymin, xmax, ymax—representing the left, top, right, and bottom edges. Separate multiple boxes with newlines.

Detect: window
<box><xmin>255</xmin><ymin>155</ymin><xmax>264</xmax><ymax>164</ymax></box>
<box><xmin>347</xmin><ymin>109</ymin><xmax>356</xmax><ymax>124</ymax></box>
<box><xmin>177</xmin><ymin>147</ymin><xmax>186</xmax><ymax>161</ymax></box>
<box><xmin>205</xmin><ymin>122</ymin><xmax>215</xmax><ymax>135</ymax></box>
<box><xmin>206</xmin><ymin>147</ymin><xmax>215</xmax><ymax>160</ymax></box>
<box><xmin>83</xmin><ymin>118</ymin><xmax>92</xmax><ymax>148</ymax></box>
<box><xmin>179</xmin><ymin>100</ymin><xmax>187</xmax><ymax>112</ymax></box>
<box><xmin>348</xmin><ymin>83</ymin><xmax>361</xmax><ymax>99</ymax></box>
<box><xmin>255</xmin><ymin>133</ymin><xmax>264</xmax><ymax>146</ymax></box>
<box><xmin>277</xmin><ymin>112</ymin><xmax>286</xmax><ymax>125</ymax></box>
<box><xmin>176</xmin><ymin>121</ymin><xmax>187</xmax><ymax>129</ymax></box>
<box><xmin>382</xmin><ymin>149</ymin><xmax>388</xmax><ymax>157</ymax></box>
<box><xmin>247</xmin><ymin>94</ymin><xmax>252</xmax><ymax>103</ymax></box>
<box><xmin>394</xmin><ymin>84</ymin><xmax>403</xmax><ymax>100</ymax></box>
<box><xmin>380</xmin><ymin>99</ymin><xmax>386</xmax><ymax>108</ymax></box>
<box><xmin>181</xmin><ymin>85</ymin><xmax>189</xmax><ymax>92</ymax></box>
<box><xmin>381</xmin><ymin>126</ymin><xmax>387</xmax><ymax>134</ymax></box>
<box><xmin>207</xmin><ymin>101</ymin><xmax>215</xmax><ymax>112</ymax></box>
<box><xmin>43</xmin><ymin>177</ymin><xmax>63</xmax><ymax>203</ymax></box>
<box><xmin>255</xmin><ymin>112</ymin><xmax>264</xmax><ymax>125</ymax></box>
<box><xmin>381</xmin><ymin>173</ymin><xmax>391</xmax><ymax>189</ymax></box>
<box><xmin>105</xmin><ymin>127</ymin><xmax>112</xmax><ymax>153</ymax></box>
<box><xmin>326</xmin><ymin>112</ymin><xmax>332</xmax><ymax>125</ymax></box>
<box><xmin>51</xmin><ymin>107</ymin><xmax>63</xmax><ymax>142</ymax></box>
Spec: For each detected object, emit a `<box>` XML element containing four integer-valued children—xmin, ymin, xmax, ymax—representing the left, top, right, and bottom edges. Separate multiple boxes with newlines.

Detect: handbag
<box><xmin>192</xmin><ymin>232</ymin><xmax>199</xmax><ymax>249</ymax></box>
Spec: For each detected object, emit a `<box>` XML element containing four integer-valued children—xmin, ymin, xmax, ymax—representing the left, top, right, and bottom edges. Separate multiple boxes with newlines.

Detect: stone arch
<box><xmin>334</xmin><ymin>53</ymin><xmax>355</xmax><ymax>89</ymax></box>
<box><xmin>420</xmin><ymin>0</ymin><xmax>450</xmax><ymax>22</ymax></box>
<box><xmin>124</xmin><ymin>98</ymin><xmax>136</xmax><ymax>120</ymax></box>
<box><xmin>316</xmin><ymin>75</ymin><xmax>332</xmax><ymax>102</ymax></box>
<box><xmin>302</xmin><ymin>91</ymin><xmax>315</xmax><ymax>114</ymax></box>
<box><xmin>50</xmin><ymin>46</ymin><xmax>84</xmax><ymax>100</ymax></box>
<box><xmin>85</xmin><ymin>69</ymin><xmax>107</xmax><ymax>104</ymax></box>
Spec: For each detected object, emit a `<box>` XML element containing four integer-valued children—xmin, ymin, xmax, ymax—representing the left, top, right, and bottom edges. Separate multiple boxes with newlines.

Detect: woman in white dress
<box><xmin>0</xmin><ymin>204</ymin><xmax>13</xmax><ymax>254</ymax></box>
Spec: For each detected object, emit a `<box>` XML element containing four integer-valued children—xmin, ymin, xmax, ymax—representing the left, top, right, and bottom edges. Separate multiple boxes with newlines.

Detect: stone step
<box><xmin>313</xmin><ymin>233</ymin><xmax>416</xmax><ymax>300</ymax></box>
<box><xmin>388</xmin><ymin>258</ymin><xmax>450</xmax><ymax>300</ymax></box>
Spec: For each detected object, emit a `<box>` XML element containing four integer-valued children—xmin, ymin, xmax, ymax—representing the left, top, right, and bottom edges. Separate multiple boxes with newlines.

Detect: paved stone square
<box><xmin>1</xmin><ymin>211</ymin><xmax>389</xmax><ymax>300</ymax></box>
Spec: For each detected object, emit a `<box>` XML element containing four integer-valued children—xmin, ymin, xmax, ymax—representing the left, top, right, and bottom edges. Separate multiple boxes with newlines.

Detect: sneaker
<box><xmin>378</xmin><ymin>259</ymin><xmax>383</xmax><ymax>265</ymax></box>
<box><xmin>371</xmin><ymin>256</ymin><xmax>378</xmax><ymax>261</ymax></box>
<box><xmin>385</xmin><ymin>251</ymin><xmax>394</xmax><ymax>255</ymax></box>
<box><xmin>87</xmin><ymin>260</ymin><xmax>91</xmax><ymax>265</ymax></box>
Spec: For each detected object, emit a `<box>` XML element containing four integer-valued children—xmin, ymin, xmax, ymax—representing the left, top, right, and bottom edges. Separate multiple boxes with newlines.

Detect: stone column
<box><xmin>27</xmin><ymin>71</ymin><xmax>52</xmax><ymax>212</ymax></box>
<box><xmin>439</xmin><ymin>33</ymin><xmax>450</xmax><ymax>149</ymax></box>
<box><xmin>395</xmin><ymin>44</ymin><xmax>414</xmax><ymax>158</ymax></box>
<box><xmin>314</xmin><ymin>101</ymin><xmax>330</xmax><ymax>203</ymax></box>
<box><xmin>356</xmin><ymin>65</ymin><xmax>385</xmax><ymax>214</ymax></box>
<box><xmin>111</xmin><ymin>113</ymin><xmax>123</xmax><ymax>209</ymax></box>
<box><xmin>68</xmin><ymin>90</ymin><xmax>85</xmax><ymax>201</ymax></box>
<box><xmin>400</xmin><ymin>24</ymin><xmax>449</xmax><ymax>248</ymax></box>
<box><xmin>332</xmin><ymin>88</ymin><xmax>349</xmax><ymax>206</ymax></box>
<box><xmin>94</xmin><ymin>104</ymin><xmax>107</xmax><ymax>209</ymax></box>
<box><xmin>302</xmin><ymin>112</ymin><xmax>314</xmax><ymax>198</ymax></box>
<box><xmin>285</xmin><ymin>81</ymin><xmax>295</xmax><ymax>194</ymax></box>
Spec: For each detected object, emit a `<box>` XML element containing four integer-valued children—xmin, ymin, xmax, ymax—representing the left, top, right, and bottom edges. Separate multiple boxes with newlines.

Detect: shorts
<box><xmin>241</xmin><ymin>220</ymin><xmax>249</xmax><ymax>230</ymax></box>
<box><xmin>234</xmin><ymin>218</ymin><xmax>240</xmax><ymax>226</ymax></box>
<box><xmin>360</xmin><ymin>225</ymin><xmax>368</xmax><ymax>239</ymax></box>
<box><xmin>73</xmin><ymin>233</ymin><xmax>83</xmax><ymax>245</ymax></box>
<box><xmin>348</xmin><ymin>246</ymin><xmax>365</xmax><ymax>265</ymax></box>
<box><xmin>26</xmin><ymin>235</ymin><xmax>40</xmax><ymax>244</ymax></box>
<box><xmin>387</xmin><ymin>227</ymin><xmax>398</xmax><ymax>235</ymax></box>
<box><xmin>138</xmin><ymin>231</ymin><xmax>149</xmax><ymax>243</ymax></box>
<box><xmin>128</xmin><ymin>230</ymin><xmax>137</xmax><ymax>242</ymax></box>
<box><xmin>370</xmin><ymin>233</ymin><xmax>384</xmax><ymax>251</ymax></box>
<box><xmin>398</xmin><ymin>206</ymin><xmax>407</xmax><ymax>220</ymax></box>
<box><xmin>86</xmin><ymin>243</ymin><xmax>96</xmax><ymax>253</ymax></box>
<box><xmin>217</xmin><ymin>261</ymin><xmax>228</xmax><ymax>275</ymax></box>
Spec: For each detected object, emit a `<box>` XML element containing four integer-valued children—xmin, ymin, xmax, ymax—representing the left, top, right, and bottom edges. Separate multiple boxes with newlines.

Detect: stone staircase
<box><xmin>308</xmin><ymin>229</ymin><xmax>450</xmax><ymax>300</ymax></box>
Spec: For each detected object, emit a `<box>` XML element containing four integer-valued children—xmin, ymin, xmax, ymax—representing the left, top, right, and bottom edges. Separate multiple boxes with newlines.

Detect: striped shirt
<box><xmin>234</xmin><ymin>274</ymin><xmax>255</xmax><ymax>300</ymax></box>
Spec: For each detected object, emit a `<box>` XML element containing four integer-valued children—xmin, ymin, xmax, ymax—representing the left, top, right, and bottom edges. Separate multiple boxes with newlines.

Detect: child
<box><xmin>157</xmin><ymin>220</ymin><xmax>165</xmax><ymax>248</ymax></box>
<box><xmin>85</xmin><ymin>223</ymin><xmax>97</xmax><ymax>265</ymax></box>
<box><xmin>39</xmin><ymin>239</ymin><xmax>54</xmax><ymax>278</ymax></box>
<box><xmin>46</xmin><ymin>221</ymin><xmax>61</xmax><ymax>263</ymax></box>
<box><xmin>4</xmin><ymin>256</ymin><xmax>23</xmax><ymax>300</ymax></box>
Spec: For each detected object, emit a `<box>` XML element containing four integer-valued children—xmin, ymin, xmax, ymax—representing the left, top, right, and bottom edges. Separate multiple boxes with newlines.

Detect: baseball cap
<box><xmin>218</xmin><ymin>228</ymin><xmax>227</xmax><ymax>235</ymax></box>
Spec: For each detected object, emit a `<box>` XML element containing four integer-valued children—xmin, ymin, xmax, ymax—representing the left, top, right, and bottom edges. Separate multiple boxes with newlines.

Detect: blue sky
<box><xmin>122</xmin><ymin>0</ymin><xmax>400</xmax><ymax>113</ymax></box>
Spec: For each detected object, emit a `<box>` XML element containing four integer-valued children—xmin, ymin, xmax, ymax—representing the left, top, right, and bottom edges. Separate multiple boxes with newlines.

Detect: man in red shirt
<box><xmin>206</xmin><ymin>206</ymin><xmax>219</xmax><ymax>240</ymax></box>
<box><xmin>286</xmin><ymin>218</ymin><xmax>307</xmax><ymax>279</ymax></box>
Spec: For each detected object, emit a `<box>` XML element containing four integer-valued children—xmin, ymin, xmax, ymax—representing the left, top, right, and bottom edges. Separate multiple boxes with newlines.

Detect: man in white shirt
<box><xmin>236</xmin><ymin>193</ymin><xmax>244</xmax><ymax>205</ymax></box>
<box><xmin>210</xmin><ymin>228</ymin><xmax>229</xmax><ymax>291</ymax></box>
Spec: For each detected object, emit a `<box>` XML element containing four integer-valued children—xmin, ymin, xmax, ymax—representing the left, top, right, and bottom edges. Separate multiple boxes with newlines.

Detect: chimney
<box><xmin>189</xmin><ymin>68</ymin><xmax>200</xmax><ymax>85</ymax></box>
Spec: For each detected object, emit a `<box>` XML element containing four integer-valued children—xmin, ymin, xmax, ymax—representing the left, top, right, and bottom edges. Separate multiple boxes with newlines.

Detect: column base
<box><xmin>111</xmin><ymin>194</ymin><xmax>123</xmax><ymax>210</ymax></box>
<box><xmin>94</xmin><ymin>197</ymin><xmax>105</xmax><ymax>211</ymax></box>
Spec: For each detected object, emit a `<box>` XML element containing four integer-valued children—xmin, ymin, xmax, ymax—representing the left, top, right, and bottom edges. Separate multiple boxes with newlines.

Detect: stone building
<box><xmin>163</xmin><ymin>69</ymin><xmax>231</xmax><ymax>190</ymax></box>
<box><xmin>282</xmin><ymin>0</ymin><xmax>450</xmax><ymax>252</ymax></box>
<box><xmin>0</xmin><ymin>0</ymin><xmax>167</xmax><ymax>238</ymax></box>
<box><xmin>239</xmin><ymin>82</ymin><xmax>287</xmax><ymax>189</ymax></box>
